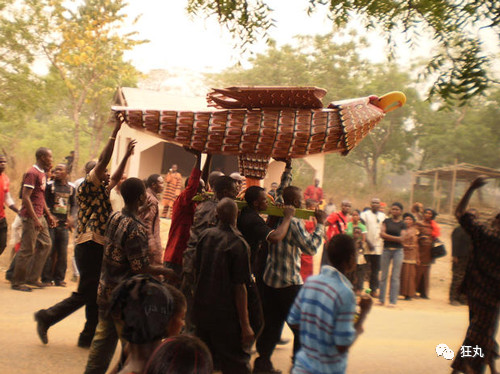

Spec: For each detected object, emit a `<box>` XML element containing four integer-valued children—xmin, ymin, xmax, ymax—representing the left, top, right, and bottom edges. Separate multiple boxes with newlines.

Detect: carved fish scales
<box><xmin>112</xmin><ymin>87</ymin><xmax>406</xmax><ymax>179</ymax></box>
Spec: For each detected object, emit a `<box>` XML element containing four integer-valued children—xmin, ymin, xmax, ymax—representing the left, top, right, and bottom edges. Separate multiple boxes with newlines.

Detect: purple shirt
<box><xmin>20</xmin><ymin>165</ymin><xmax>46</xmax><ymax>218</ymax></box>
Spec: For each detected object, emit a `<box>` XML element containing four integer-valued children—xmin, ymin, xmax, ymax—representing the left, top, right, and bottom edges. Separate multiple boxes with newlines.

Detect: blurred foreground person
<box><xmin>451</xmin><ymin>176</ymin><xmax>499</xmax><ymax>374</ymax></box>
<box><xmin>108</xmin><ymin>275</ymin><xmax>185</xmax><ymax>374</ymax></box>
<box><xmin>288</xmin><ymin>234</ymin><xmax>372</xmax><ymax>374</ymax></box>
<box><xmin>144</xmin><ymin>335</ymin><xmax>213</xmax><ymax>374</ymax></box>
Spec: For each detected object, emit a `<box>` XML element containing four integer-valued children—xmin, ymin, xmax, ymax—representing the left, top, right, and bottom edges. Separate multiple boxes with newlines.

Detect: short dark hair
<box><xmin>424</xmin><ymin>208</ymin><xmax>437</xmax><ymax>219</ymax></box>
<box><xmin>216</xmin><ymin>197</ymin><xmax>238</xmax><ymax>224</ymax></box>
<box><xmin>403</xmin><ymin>212</ymin><xmax>416</xmax><ymax>222</ymax></box>
<box><xmin>35</xmin><ymin>147</ymin><xmax>50</xmax><ymax>160</ymax></box>
<box><xmin>208</xmin><ymin>171</ymin><xmax>224</xmax><ymax>189</ymax></box>
<box><xmin>245</xmin><ymin>186</ymin><xmax>264</xmax><ymax>206</ymax></box>
<box><xmin>120</xmin><ymin>178</ymin><xmax>146</xmax><ymax>205</ymax></box>
<box><xmin>146</xmin><ymin>174</ymin><xmax>161</xmax><ymax>188</ymax></box>
<box><xmin>84</xmin><ymin>161</ymin><xmax>97</xmax><ymax>174</ymax></box>
<box><xmin>164</xmin><ymin>284</ymin><xmax>186</xmax><ymax>317</ymax></box>
<box><xmin>392</xmin><ymin>202</ymin><xmax>403</xmax><ymax>211</ymax></box>
<box><xmin>283</xmin><ymin>186</ymin><xmax>301</xmax><ymax>205</ymax></box>
<box><xmin>305</xmin><ymin>199</ymin><xmax>318</xmax><ymax>208</ymax></box>
<box><xmin>213</xmin><ymin>176</ymin><xmax>236</xmax><ymax>197</ymax></box>
<box><xmin>144</xmin><ymin>335</ymin><xmax>213</xmax><ymax>374</ymax></box>
<box><xmin>326</xmin><ymin>234</ymin><xmax>355</xmax><ymax>269</ymax></box>
<box><xmin>110</xmin><ymin>275</ymin><xmax>174</xmax><ymax>344</ymax></box>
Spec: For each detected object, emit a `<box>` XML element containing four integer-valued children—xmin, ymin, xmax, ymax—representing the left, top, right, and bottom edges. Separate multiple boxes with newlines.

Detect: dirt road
<box><xmin>0</xmin><ymin>222</ymin><xmax>496</xmax><ymax>374</ymax></box>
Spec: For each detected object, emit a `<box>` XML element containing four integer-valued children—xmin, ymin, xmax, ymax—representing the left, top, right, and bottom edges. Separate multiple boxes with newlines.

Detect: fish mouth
<box><xmin>372</xmin><ymin>92</ymin><xmax>406</xmax><ymax>113</ymax></box>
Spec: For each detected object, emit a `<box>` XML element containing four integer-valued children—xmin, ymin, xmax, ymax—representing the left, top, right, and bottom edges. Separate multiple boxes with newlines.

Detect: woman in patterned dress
<box><xmin>400</xmin><ymin>213</ymin><xmax>419</xmax><ymax>300</ymax></box>
<box><xmin>161</xmin><ymin>164</ymin><xmax>182</xmax><ymax>219</ymax></box>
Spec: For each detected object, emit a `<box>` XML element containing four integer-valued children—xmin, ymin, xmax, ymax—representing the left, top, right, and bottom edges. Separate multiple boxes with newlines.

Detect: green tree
<box><xmin>188</xmin><ymin>0</ymin><xmax>499</xmax><ymax>105</ymax></box>
<box><xmin>345</xmin><ymin>65</ymin><xmax>419</xmax><ymax>186</ymax></box>
<box><xmin>0</xmin><ymin>0</ymin><xmax>44</xmax><ymax>154</ymax></box>
<box><xmin>208</xmin><ymin>34</ymin><xmax>369</xmax><ymax>101</ymax></box>
<box><xmin>12</xmin><ymin>0</ymin><xmax>143</xmax><ymax>174</ymax></box>
<box><xmin>415</xmin><ymin>88</ymin><xmax>500</xmax><ymax>170</ymax></box>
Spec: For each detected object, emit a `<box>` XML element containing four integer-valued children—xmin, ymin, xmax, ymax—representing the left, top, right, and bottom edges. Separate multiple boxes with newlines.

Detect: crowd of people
<box><xmin>0</xmin><ymin>116</ymin><xmax>498</xmax><ymax>374</ymax></box>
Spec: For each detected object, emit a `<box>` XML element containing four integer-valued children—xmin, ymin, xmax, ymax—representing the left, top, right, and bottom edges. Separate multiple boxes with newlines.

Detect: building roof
<box><xmin>414</xmin><ymin>163</ymin><xmax>500</xmax><ymax>181</ymax></box>
<box><xmin>113</xmin><ymin>87</ymin><xmax>210</xmax><ymax>110</ymax></box>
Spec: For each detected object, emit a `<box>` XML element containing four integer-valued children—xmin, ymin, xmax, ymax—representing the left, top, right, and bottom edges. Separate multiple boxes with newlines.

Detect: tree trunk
<box><xmin>364</xmin><ymin>158</ymin><xmax>378</xmax><ymax>187</ymax></box>
<box><xmin>72</xmin><ymin>109</ymin><xmax>80</xmax><ymax>180</ymax></box>
<box><xmin>90</xmin><ymin>115</ymin><xmax>105</xmax><ymax>160</ymax></box>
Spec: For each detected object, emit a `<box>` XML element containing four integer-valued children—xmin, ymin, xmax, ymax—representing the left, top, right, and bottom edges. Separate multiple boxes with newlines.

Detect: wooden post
<box><xmin>433</xmin><ymin>171</ymin><xmax>439</xmax><ymax>210</ymax></box>
<box><xmin>409</xmin><ymin>172</ymin><xmax>416</xmax><ymax>208</ymax></box>
<box><xmin>449</xmin><ymin>160</ymin><xmax>458</xmax><ymax>214</ymax></box>
<box><xmin>436</xmin><ymin>180</ymin><xmax>442</xmax><ymax>213</ymax></box>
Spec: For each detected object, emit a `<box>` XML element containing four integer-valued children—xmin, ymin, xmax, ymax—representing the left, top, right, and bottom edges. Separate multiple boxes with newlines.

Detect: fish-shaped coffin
<box><xmin>112</xmin><ymin>87</ymin><xmax>405</xmax><ymax>178</ymax></box>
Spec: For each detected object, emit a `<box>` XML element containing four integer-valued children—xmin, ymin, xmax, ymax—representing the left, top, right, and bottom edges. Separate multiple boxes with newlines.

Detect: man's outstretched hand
<box><xmin>125</xmin><ymin>139</ymin><xmax>137</xmax><ymax>157</ymax></box>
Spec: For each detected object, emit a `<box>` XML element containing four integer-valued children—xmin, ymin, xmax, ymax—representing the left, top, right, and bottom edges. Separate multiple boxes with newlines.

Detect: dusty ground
<box><xmin>0</xmin><ymin>221</ymin><xmax>497</xmax><ymax>374</ymax></box>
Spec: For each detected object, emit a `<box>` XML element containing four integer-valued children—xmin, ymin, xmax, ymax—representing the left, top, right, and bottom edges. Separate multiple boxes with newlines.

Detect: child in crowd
<box><xmin>143</xmin><ymin>335</ymin><xmax>213</xmax><ymax>374</ymax></box>
<box><xmin>109</xmin><ymin>275</ymin><xmax>187</xmax><ymax>374</ymax></box>
<box><xmin>288</xmin><ymin>234</ymin><xmax>372</xmax><ymax>374</ymax></box>
<box><xmin>352</xmin><ymin>227</ymin><xmax>369</xmax><ymax>295</ymax></box>
<box><xmin>345</xmin><ymin>209</ymin><xmax>367</xmax><ymax>239</ymax></box>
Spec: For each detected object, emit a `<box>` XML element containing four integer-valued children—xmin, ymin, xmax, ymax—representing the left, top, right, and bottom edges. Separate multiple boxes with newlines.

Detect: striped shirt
<box><xmin>288</xmin><ymin>266</ymin><xmax>356</xmax><ymax>374</ymax></box>
<box><xmin>263</xmin><ymin>217</ymin><xmax>324</xmax><ymax>288</ymax></box>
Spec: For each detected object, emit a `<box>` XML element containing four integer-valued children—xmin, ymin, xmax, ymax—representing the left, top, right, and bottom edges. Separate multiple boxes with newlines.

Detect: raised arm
<box><xmin>201</xmin><ymin>154</ymin><xmax>212</xmax><ymax>185</ymax></box>
<box><xmin>108</xmin><ymin>139</ymin><xmax>136</xmax><ymax>192</ymax></box>
<box><xmin>455</xmin><ymin>176</ymin><xmax>487</xmax><ymax>220</ymax></box>
<box><xmin>94</xmin><ymin>115</ymin><xmax>123</xmax><ymax>181</ymax></box>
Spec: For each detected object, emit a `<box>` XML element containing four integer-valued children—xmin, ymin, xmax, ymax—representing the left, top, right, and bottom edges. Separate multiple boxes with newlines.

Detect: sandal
<box><xmin>12</xmin><ymin>284</ymin><xmax>33</xmax><ymax>292</ymax></box>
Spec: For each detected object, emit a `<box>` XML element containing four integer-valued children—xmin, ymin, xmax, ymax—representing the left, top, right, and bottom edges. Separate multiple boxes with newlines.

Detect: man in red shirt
<box><xmin>303</xmin><ymin>178</ymin><xmax>324</xmax><ymax>205</ymax></box>
<box><xmin>12</xmin><ymin>148</ymin><xmax>56</xmax><ymax>292</ymax></box>
<box><xmin>164</xmin><ymin>151</ymin><xmax>211</xmax><ymax>276</ymax></box>
<box><xmin>0</xmin><ymin>155</ymin><xmax>19</xmax><ymax>256</ymax></box>
<box><xmin>326</xmin><ymin>200</ymin><xmax>352</xmax><ymax>240</ymax></box>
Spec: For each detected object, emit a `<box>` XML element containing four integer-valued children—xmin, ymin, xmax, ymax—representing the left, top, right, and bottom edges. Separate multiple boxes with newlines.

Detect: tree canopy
<box><xmin>188</xmin><ymin>0</ymin><xmax>499</xmax><ymax>105</ymax></box>
<box><xmin>0</xmin><ymin>0</ymin><xmax>142</xmax><ymax>174</ymax></box>
<box><xmin>208</xmin><ymin>34</ymin><xmax>419</xmax><ymax>186</ymax></box>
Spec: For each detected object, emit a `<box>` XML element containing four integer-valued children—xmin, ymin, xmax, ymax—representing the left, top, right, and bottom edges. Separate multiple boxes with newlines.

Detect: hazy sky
<box><xmin>122</xmin><ymin>1</ymin><xmax>393</xmax><ymax>74</ymax></box>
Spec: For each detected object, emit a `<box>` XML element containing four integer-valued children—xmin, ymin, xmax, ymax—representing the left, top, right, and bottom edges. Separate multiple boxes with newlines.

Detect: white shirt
<box><xmin>360</xmin><ymin>210</ymin><xmax>386</xmax><ymax>255</ymax></box>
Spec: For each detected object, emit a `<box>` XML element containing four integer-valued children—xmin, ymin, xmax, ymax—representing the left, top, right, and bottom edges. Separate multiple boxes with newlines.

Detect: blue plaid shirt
<box><xmin>288</xmin><ymin>265</ymin><xmax>356</xmax><ymax>374</ymax></box>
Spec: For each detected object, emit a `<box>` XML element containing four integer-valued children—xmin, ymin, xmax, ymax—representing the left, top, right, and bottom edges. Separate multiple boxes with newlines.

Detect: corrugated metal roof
<box><xmin>414</xmin><ymin>163</ymin><xmax>500</xmax><ymax>180</ymax></box>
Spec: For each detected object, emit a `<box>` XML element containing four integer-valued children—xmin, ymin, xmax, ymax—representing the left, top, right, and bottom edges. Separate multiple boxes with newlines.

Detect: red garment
<box><xmin>303</xmin><ymin>185</ymin><xmax>323</xmax><ymax>203</ymax></box>
<box><xmin>19</xmin><ymin>165</ymin><xmax>46</xmax><ymax>218</ymax></box>
<box><xmin>301</xmin><ymin>219</ymin><xmax>317</xmax><ymax>281</ymax></box>
<box><xmin>300</xmin><ymin>255</ymin><xmax>313</xmax><ymax>281</ymax></box>
<box><xmin>430</xmin><ymin>220</ymin><xmax>440</xmax><ymax>239</ymax></box>
<box><xmin>326</xmin><ymin>211</ymin><xmax>350</xmax><ymax>240</ymax></box>
<box><xmin>0</xmin><ymin>173</ymin><xmax>10</xmax><ymax>219</ymax></box>
<box><xmin>163</xmin><ymin>167</ymin><xmax>202</xmax><ymax>264</ymax></box>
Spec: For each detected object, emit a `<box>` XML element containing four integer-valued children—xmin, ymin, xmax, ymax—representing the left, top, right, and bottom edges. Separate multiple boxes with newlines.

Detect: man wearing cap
<box><xmin>360</xmin><ymin>198</ymin><xmax>386</xmax><ymax>297</ymax></box>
